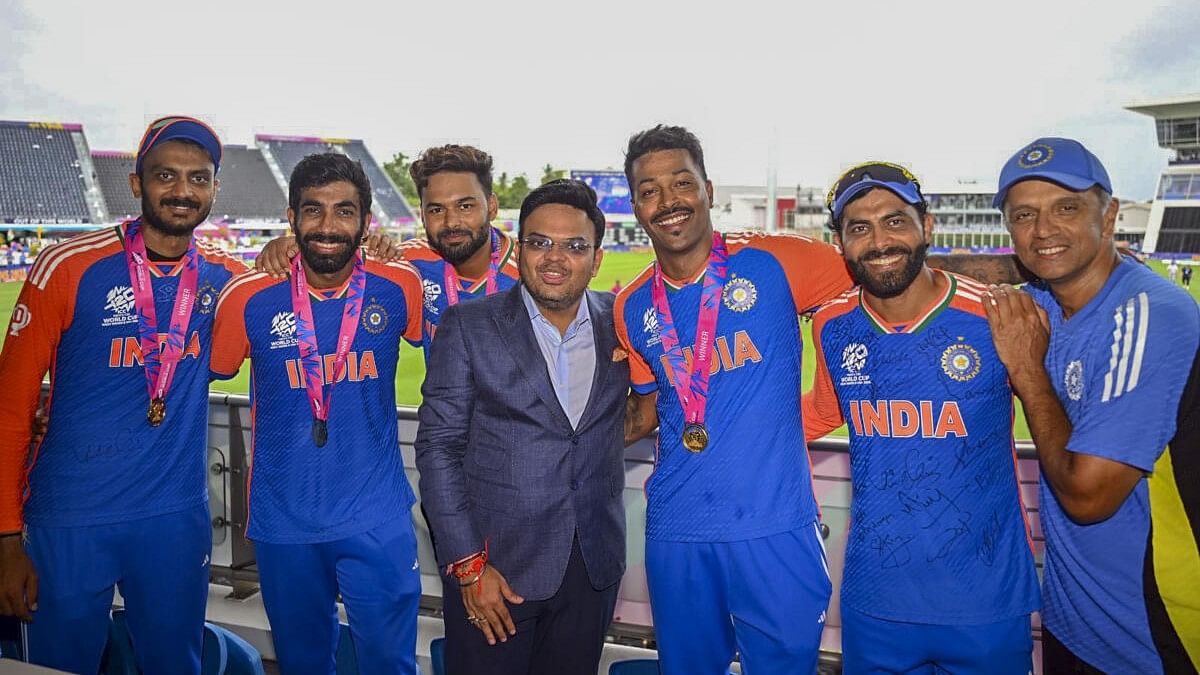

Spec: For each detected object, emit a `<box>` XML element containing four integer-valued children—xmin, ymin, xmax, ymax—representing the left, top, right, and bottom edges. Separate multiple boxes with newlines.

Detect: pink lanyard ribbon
<box><xmin>123</xmin><ymin>219</ymin><xmax>199</xmax><ymax>427</ymax></box>
<box><xmin>290</xmin><ymin>252</ymin><xmax>367</xmax><ymax>447</ymax></box>
<box><xmin>444</xmin><ymin>228</ymin><xmax>500</xmax><ymax>306</ymax></box>
<box><xmin>650</xmin><ymin>232</ymin><xmax>728</xmax><ymax>452</ymax></box>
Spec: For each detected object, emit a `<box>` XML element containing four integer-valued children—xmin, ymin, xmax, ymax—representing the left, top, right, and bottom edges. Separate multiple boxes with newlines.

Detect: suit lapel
<box><xmin>494</xmin><ymin>285</ymin><xmax>573</xmax><ymax>431</ymax></box>
<box><xmin>575</xmin><ymin>290</ymin><xmax>617</xmax><ymax>432</ymax></box>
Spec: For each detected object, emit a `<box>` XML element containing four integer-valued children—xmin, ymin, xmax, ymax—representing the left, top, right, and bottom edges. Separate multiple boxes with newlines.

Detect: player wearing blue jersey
<box><xmin>984</xmin><ymin>138</ymin><xmax>1200</xmax><ymax>674</ymax></box>
<box><xmin>401</xmin><ymin>144</ymin><xmax>520</xmax><ymax>356</ymax></box>
<box><xmin>211</xmin><ymin>154</ymin><xmax>424</xmax><ymax>675</ymax></box>
<box><xmin>615</xmin><ymin>126</ymin><xmax>852</xmax><ymax>675</ymax></box>
<box><xmin>804</xmin><ymin>162</ymin><xmax>1039</xmax><ymax>674</ymax></box>
<box><xmin>0</xmin><ymin>117</ymin><xmax>246</xmax><ymax>673</ymax></box>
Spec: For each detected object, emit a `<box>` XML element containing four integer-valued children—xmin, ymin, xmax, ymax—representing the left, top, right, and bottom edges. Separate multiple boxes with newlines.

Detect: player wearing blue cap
<box><xmin>0</xmin><ymin>116</ymin><xmax>247</xmax><ymax>673</ymax></box>
<box><xmin>984</xmin><ymin>137</ymin><xmax>1199</xmax><ymax>674</ymax></box>
<box><xmin>805</xmin><ymin>162</ymin><xmax>1039</xmax><ymax>674</ymax></box>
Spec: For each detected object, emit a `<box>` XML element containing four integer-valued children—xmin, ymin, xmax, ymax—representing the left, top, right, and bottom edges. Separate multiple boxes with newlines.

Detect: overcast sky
<box><xmin>2</xmin><ymin>0</ymin><xmax>1197</xmax><ymax>200</ymax></box>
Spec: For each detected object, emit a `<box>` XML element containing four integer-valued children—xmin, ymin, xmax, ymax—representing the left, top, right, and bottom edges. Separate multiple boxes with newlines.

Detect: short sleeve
<box><xmin>1067</xmin><ymin>290</ymin><xmax>1200</xmax><ymax>472</ymax></box>
<box><xmin>613</xmin><ymin>295</ymin><xmax>657</xmax><ymax>394</ymax></box>
<box><xmin>210</xmin><ymin>278</ymin><xmax>252</xmax><ymax>379</ymax></box>
<box><xmin>753</xmin><ymin>235</ymin><xmax>853</xmax><ymax>315</ymax></box>
<box><xmin>803</xmin><ymin>316</ymin><xmax>845</xmax><ymax>442</ymax></box>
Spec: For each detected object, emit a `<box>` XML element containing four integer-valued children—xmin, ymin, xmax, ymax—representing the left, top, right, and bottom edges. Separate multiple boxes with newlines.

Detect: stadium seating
<box><xmin>91</xmin><ymin>145</ymin><xmax>285</xmax><ymax>223</ymax></box>
<box><xmin>92</xmin><ymin>151</ymin><xmax>140</xmax><ymax>221</ymax></box>
<box><xmin>208</xmin><ymin>145</ymin><xmax>287</xmax><ymax>222</ymax></box>
<box><xmin>257</xmin><ymin>134</ymin><xmax>415</xmax><ymax>223</ymax></box>
<box><xmin>0</xmin><ymin>120</ymin><xmax>92</xmax><ymax>223</ymax></box>
<box><xmin>430</xmin><ymin>636</ymin><xmax>446</xmax><ymax>675</ymax></box>
<box><xmin>106</xmin><ymin>609</ymin><xmax>265</xmax><ymax>675</ymax></box>
<box><xmin>609</xmin><ymin>659</ymin><xmax>662</xmax><ymax>675</ymax></box>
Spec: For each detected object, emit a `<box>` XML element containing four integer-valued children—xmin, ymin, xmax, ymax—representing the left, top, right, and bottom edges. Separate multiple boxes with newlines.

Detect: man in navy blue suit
<box><xmin>415</xmin><ymin>179</ymin><xmax>628</xmax><ymax>675</ymax></box>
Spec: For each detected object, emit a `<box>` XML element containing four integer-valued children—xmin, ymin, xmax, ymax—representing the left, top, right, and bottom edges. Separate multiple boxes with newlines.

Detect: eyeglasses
<box><xmin>520</xmin><ymin>236</ymin><xmax>596</xmax><ymax>256</ymax></box>
<box><xmin>825</xmin><ymin>161</ymin><xmax>923</xmax><ymax>212</ymax></box>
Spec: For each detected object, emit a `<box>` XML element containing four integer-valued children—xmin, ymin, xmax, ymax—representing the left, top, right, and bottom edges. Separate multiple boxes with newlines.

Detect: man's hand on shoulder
<box><xmin>360</xmin><ymin>231</ymin><xmax>404</xmax><ymax>263</ymax></box>
<box><xmin>255</xmin><ymin>235</ymin><xmax>298</xmax><ymax>279</ymax></box>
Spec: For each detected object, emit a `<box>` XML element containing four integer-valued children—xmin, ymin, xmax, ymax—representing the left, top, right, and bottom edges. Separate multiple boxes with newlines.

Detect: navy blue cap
<box><xmin>993</xmin><ymin>137</ymin><xmax>1111</xmax><ymax>209</ymax></box>
<box><xmin>135</xmin><ymin>116</ymin><xmax>222</xmax><ymax>175</ymax></box>
<box><xmin>828</xmin><ymin>162</ymin><xmax>925</xmax><ymax>224</ymax></box>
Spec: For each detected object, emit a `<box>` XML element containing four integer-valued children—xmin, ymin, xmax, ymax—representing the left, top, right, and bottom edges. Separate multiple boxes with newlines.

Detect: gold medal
<box><xmin>682</xmin><ymin>423</ymin><xmax>708</xmax><ymax>453</ymax></box>
<box><xmin>147</xmin><ymin>397</ymin><xmax>166</xmax><ymax>427</ymax></box>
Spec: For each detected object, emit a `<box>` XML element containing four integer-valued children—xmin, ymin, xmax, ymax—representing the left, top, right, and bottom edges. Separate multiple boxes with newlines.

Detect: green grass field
<box><xmin>2</xmin><ymin>255</ymin><xmax>1197</xmax><ymax>440</ymax></box>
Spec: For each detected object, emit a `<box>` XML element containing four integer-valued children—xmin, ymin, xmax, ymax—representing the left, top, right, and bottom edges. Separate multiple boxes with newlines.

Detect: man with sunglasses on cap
<box><xmin>0</xmin><ymin>116</ymin><xmax>247</xmax><ymax>672</ymax></box>
<box><xmin>984</xmin><ymin>138</ymin><xmax>1199</xmax><ymax>674</ymax></box>
<box><xmin>804</xmin><ymin>161</ymin><xmax>1039</xmax><ymax>674</ymax></box>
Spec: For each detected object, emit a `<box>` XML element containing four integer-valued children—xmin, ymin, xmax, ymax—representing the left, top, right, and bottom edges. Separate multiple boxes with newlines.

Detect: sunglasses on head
<box><xmin>826</xmin><ymin>162</ymin><xmax>923</xmax><ymax>211</ymax></box>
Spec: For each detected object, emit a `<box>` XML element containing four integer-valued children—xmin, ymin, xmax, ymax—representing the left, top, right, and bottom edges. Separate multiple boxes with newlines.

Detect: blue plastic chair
<box><xmin>200</xmin><ymin>624</ymin><xmax>229</xmax><ymax>675</ymax></box>
<box><xmin>430</xmin><ymin>636</ymin><xmax>446</xmax><ymax>675</ymax></box>
<box><xmin>206</xmin><ymin>623</ymin><xmax>265</xmax><ymax>675</ymax></box>
<box><xmin>609</xmin><ymin>659</ymin><xmax>661</xmax><ymax>675</ymax></box>
<box><xmin>336</xmin><ymin>622</ymin><xmax>358</xmax><ymax>674</ymax></box>
<box><xmin>105</xmin><ymin>610</ymin><xmax>138</xmax><ymax>675</ymax></box>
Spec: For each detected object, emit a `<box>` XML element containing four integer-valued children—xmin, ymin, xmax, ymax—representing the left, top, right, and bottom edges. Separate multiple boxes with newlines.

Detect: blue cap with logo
<box><xmin>993</xmin><ymin>137</ymin><xmax>1111</xmax><ymax>209</ymax></box>
<box><xmin>134</xmin><ymin>115</ymin><xmax>223</xmax><ymax>176</ymax></box>
<box><xmin>826</xmin><ymin>161</ymin><xmax>925</xmax><ymax>225</ymax></box>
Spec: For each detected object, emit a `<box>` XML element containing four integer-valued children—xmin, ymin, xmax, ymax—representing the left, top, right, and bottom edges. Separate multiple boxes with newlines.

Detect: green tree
<box><xmin>494</xmin><ymin>172</ymin><xmax>532</xmax><ymax>209</ymax></box>
<box><xmin>540</xmin><ymin>164</ymin><xmax>566</xmax><ymax>185</ymax></box>
<box><xmin>382</xmin><ymin>151</ymin><xmax>421</xmax><ymax>208</ymax></box>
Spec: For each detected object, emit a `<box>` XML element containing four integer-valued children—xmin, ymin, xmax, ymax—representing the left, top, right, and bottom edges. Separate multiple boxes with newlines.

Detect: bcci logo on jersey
<box><xmin>643</xmin><ymin>307</ymin><xmax>662</xmax><ymax>347</ymax></box>
<box><xmin>361</xmin><ymin>301</ymin><xmax>388</xmax><ymax>335</ymax></box>
<box><xmin>722</xmin><ymin>276</ymin><xmax>757</xmax><ymax>312</ymax></box>
<box><xmin>102</xmin><ymin>285</ymin><xmax>138</xmax><ymax>327</ymax></box>
<box><xmin>840</xmin><ymin>342</ymin><xmax>871</xmax><ymax>386</ymax></box>
<box><xmin>196</xmin><ymin>282</ymin><xmax>218</xmax><ymax>315</ymax></box>
<box><xmin>940</xmin><ymin>343</ymin><xmax>981</xmax><ymax>382</ymax></box>
<box><xmin>422</xmin><ymin>278</ymin><xmax>442</xmax><ymax>315</ymax></box>
<box><xmin>269</xmin><ymin>311</ymin><xmax>298</xmax><ymax>349</ymax></box>
<box><xmin>1065</xmin><ymin>360</ymin><xmax>1084</xmax><ymax>401</ymax></box>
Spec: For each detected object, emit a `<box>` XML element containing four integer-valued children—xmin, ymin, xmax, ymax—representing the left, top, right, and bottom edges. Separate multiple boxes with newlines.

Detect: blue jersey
<box><xmin>806</xmin><ymin>270</ymin><xmax>1039</xmax><ymax>624</ymax></box>
<box><xmin>0</xmin><ymin>224</ymin><xmax>245</xmax><ymax>530</ymax></box>
<box><xmin>211</xmin><ymin>260</ymin><xmax>424</xmax><ymax>544</ymax></box>
<box><xmin>398</xmin><ymin>229</ymin><xmax>519</xmax><ymax>358</ymax></box>
<box><xmin>1028</xmin><ymin>257</ymin><xmax>1200</xmax><ymax>674</ymax></box>
<box><xmin>614</xmin><ymin>232</ymin><xmax>852</xmax><ymax>542</ymax></box>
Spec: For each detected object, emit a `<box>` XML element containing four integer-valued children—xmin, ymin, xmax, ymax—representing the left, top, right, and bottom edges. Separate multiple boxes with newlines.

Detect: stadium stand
<box><xmin>92</xmin><ymin>145</ymin><xmax>286</xmax><ymax>223</ymax></box>
<box><xmin>256</xmin><ymin>134</ymin><xmax>416</xmax><ymax>223</ymax></box>
<box><xmin>92</xmin><ymin>151</ymin><xmax>140</xmax><ymax>221</ymax></box>
<box><xmin>208</xmin><ymin>145</ymin><xmax>286</xmax><ymax>222</ymax></box>
<box><xmin>0</xmin><ymin>120</ymin><xmax>93</xmax><ymax>223</ymax></box>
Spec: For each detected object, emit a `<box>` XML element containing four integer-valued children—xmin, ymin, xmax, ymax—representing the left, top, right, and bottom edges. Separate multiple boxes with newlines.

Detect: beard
<box><xmin>430</xmin><ymin>225</ymin><xmax>490</xmax><ymax>265</ymax></box>
<box><xmin>140</xmin><ymin>193</ymin><xmax>212</xmax><ymax>237</ymax></box>
<box><xmin>847</xmin><ymin>242</ymin><xmax>928</xmax><ymax>299</ymax></box>
<box><xmin>299</xmin><ymin>231</ymin><xmax>360</xmax><ymax>274</ymax></box>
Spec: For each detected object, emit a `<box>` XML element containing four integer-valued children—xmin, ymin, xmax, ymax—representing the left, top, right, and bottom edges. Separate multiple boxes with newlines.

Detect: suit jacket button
<box><xmin>569</xmin><ymin>479</ymin><xmax>579</xmax><ymax>490</ymax></box>
<box><xmin>571</xmin><ymin>436</ymin><xmax>580</xmax><ymax>445</ymax></box>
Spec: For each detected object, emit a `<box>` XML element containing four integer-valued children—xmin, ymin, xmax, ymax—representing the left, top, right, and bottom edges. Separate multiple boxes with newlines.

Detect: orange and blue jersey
<box><xmin>0</xmin><ymin>224</ymin><xmax>245</xmax><ymax>531</ymax></box>
<box><xmin>804</xmin><ymin>270</ymin><xmax>1040</xmax><ymax>624</ymax></box>
<box><xmin>398</xmin><ymin>228</ymin><xmax>519</xmax><ymax>356</ymax></box>
<box><xmin>210</xmin><ymin>260</ymin><xmax>424</xmax><ymax>544</ymax></box>
<box><xmin>614</xmin><ymin>232</ymin><xmax>852</xmax><ymax>542</ymax></box>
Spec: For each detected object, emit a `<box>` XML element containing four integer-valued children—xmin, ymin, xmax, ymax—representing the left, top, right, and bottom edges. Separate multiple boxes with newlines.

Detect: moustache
<box><xmin>303</xmin><ymin>233</ymin><xmax>355</xmax><ymax>246</ymax></box>
<box><xmin>536</xmin><ymin>263</ymin><xmax>570</xmax><ymax>276</ymax></box>
<box><xmin>651</xmin><ymin>207</ymin><xmax>693</xmax><ymax>224</ymax></box>
<box><xmin>437</xmin><ymin>228</ymin><xmax>474</xmax><ymax>242</ymax></box>
<box><xmin>860</xmin><ymin>246</ymin><xmax>913</xmax><ymax>262</ymax></box>
<box><xmin>160</xmin><ymin>198</ymin><xmax>201</xmax><ymax>210</ymax></box>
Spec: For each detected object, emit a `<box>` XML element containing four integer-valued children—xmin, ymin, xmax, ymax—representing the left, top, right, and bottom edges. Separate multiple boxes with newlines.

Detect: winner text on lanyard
<box><xmin>651</xmin><ymin>231</ymin><xmax>728</xmax><ymax>453</ymax></box>
<box><xmin>443</xmin><ymin>228</ymin><xmax>500</xmax><ymax>306</ymax></box>
<box><xmin>291</xmin><ymin>252</ymin><xmax>366</xmax><ymax>448</ymax></box>
<box><xmin>123</xmin><ymin>219</ymin><xmax>199</xmax><ymax>427</ymax></box>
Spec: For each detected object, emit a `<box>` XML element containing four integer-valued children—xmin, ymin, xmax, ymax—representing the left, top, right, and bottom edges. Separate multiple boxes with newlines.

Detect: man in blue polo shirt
<box><xmin>984</xmin><ymin>137</ymin><xmax>1199</xmax><ymax>674</ymax></box>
